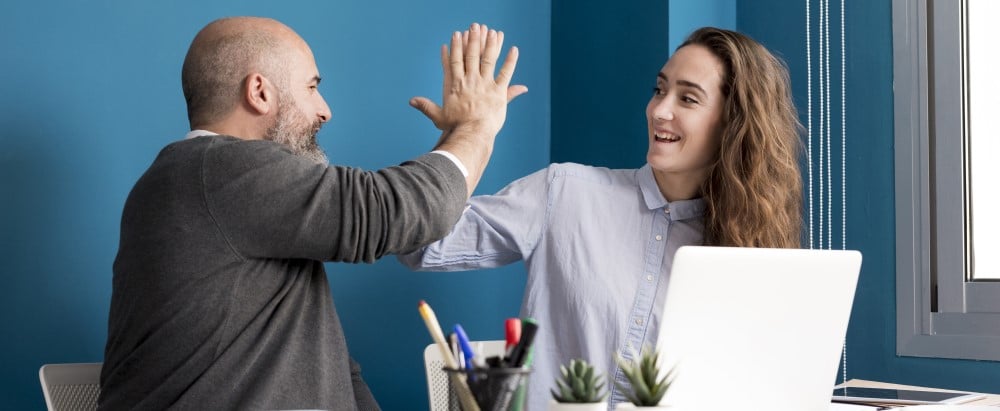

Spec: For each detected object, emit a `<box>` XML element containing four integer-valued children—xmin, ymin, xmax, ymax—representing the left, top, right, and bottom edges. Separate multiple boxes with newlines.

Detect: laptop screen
<box><xmin>652</xmin><ymin>246</ymin><xmax>862</xmax><ymax>411</ymax></box>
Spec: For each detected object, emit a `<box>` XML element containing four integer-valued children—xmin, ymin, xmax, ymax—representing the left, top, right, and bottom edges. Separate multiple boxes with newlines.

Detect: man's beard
<box><xmin>264</xmin><ymin>96</ymin><xmax>328</xmax><ymax>164</ymax></box>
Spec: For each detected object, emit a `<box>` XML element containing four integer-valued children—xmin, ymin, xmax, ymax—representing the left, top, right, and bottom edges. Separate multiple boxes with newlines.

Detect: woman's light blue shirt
<box><xmin>399</xmin><ymin>163</ymin><xmax>705</xmax><ymax>411</ymax></box>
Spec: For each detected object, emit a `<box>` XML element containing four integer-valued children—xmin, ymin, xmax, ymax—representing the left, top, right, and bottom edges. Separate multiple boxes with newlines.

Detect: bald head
<box><xmin>181</xmin><ymin>17</ymin><xmax>305</xmax><ymax>128</ymax></box>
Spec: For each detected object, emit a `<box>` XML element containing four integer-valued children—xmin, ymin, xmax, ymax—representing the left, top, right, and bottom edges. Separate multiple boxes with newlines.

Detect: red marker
<box><xmin>505</xmin><ymin>318</ymin><xmax>521</xmax><ymax>351</ymax></box>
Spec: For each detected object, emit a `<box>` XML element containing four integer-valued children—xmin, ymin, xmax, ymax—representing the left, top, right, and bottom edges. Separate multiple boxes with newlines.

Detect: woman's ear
<box><xmin>244</xmin><ymin>72</ymin><xmax>275</xmax><ymax>115</ymax></box>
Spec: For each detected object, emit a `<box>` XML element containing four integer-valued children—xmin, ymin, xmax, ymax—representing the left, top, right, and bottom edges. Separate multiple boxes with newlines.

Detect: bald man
<box><xmin>100</xmin><ymin>17</ymin><xmax>525</xmax><ymax>410</ymax></box>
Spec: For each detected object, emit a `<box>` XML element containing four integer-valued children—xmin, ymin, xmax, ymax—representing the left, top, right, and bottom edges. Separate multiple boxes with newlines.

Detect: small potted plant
<box><xmin>613</xmin><ymin>347</ymin><xmax>674</xmax><ymax>410</ymax></box>
<box><xmin>549</xmin><ymin>358</ymin><xmax>609</xmax><ymax>411</ymax></box>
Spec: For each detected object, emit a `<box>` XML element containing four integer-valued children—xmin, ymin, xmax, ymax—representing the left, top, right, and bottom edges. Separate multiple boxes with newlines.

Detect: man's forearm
<box><xmin>433</xmin><ymin>124</ymin><xmax>494</xmax><ymax>198</ymax></box>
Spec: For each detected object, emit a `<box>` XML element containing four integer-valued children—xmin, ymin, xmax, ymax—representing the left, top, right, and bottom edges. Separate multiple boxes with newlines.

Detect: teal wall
<box><xmin>0</xmin><ymin>2</ymin><xmax>548</xmax><ymax>409</ymax></box>
<box><xmin>550</xmin><ymin>0</ymin><xmax>735</xmax><ymax>169</ymax></box>
<box><xmin>669</xmin><ymin>0</ymin><xmax>737</xmax><ymax>52</ymax></box>
<box><xmin>737</xmin><ymin>0</ymin><xmax>880</xmax><ymax>385</ymax></box>
<box><xmin>737</xmin><ymin>0</ymin><xmax>1000</xmax><ymax>393</ymax></box>
<box><xmin>551</xmin><ymin>0</ymin><xmax>1000</xmax><ymax>398</ymax></box>
<box><xmin>5</xmin><ymin>1</ymin><xmax>1000</xmax><ymax>410</ymax></box>
<box><xmin>550</xmin><ymin>1</ymin><xmax>668</xmax><ymax>169</ymax></box>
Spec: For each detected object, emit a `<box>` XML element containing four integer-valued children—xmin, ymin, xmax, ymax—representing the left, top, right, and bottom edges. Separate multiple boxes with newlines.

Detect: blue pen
<box><xmin>453</xmin><ymin>324</ymin><xmax>476</xmax><ymax>372</ymax></box>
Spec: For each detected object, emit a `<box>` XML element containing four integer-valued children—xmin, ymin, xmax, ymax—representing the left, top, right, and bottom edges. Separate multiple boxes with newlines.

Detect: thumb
<box><xmin>410</xmin><ymin>97</ymin><xmax>442</xmax><ymax>118</ymax></box>
<box><xmin>507</xmin><ymin>85</ymin><xmax>528</xmax><ymax>103</ymax></box>
<box><xmin>410</xmin><ymin>97</ymin><xmax>446</xmax><ymax>130</ymax></box>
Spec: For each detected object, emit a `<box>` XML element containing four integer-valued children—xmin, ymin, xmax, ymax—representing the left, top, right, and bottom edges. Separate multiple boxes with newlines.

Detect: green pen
<box><xmin>509</xmin><ymin>318</ymin><xmax>536</xmax><ymax>411</ymax></box>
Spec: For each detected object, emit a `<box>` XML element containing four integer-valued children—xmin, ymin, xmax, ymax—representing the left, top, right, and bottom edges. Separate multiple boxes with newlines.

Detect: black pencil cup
<box><xmin>443</xmin><ymin>366</ymin><xmax>531</xmax><ymax>411</ymax></box>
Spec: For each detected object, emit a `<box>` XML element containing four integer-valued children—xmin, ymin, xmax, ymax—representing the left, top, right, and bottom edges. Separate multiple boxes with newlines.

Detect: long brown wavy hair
<box><xmin>680</xmin><ymin>27</ymin><xmax>803</xmax><ymax>248</ymax></box>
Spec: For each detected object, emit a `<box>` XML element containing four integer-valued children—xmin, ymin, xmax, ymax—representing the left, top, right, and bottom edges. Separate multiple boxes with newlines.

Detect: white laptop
<box><xmin>653</xmin><ymin>246</ymin><xmax>862</xmax><ymax>411</ymax></box>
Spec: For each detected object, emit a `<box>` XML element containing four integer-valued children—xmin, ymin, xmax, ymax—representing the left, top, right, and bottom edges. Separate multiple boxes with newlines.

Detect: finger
<box><xmin>479</xmin><ymin>24</ymin><xmax>488</xmax><ymax>51</ymax></box>
<box><xmin>439</xmin><ymin>44</ymin><xmax>449</xmax><ymax>73</ymax></box>
<box><xmin>507</xmin><ymin>85</ymin><xmax>528</xmax><ymax>103</ymax></box>
<box><xmin>439</xmin><ymin>44</ymin><xmax>452</xmax><ymax>91</ymax></box>
<box><xmin>481</xmin><ymin>29</ymin><xmax>500</xmax><ymax>77</ymax></box>
<box><xmin>495</xmin><ymin>46</ymin><xmax>520</xmax><ymax>87</ymax></box>
<box><xmin>410</xmin><ymin>97</ymin><xmax>444</xmax><ymax>123</ymax></box>
<box><xmin>507</xmin><ymin>85</ymin><xmax>529</xmax><ymax>103</ymax></box>
<box><xmin>449</xmin><ymin>31</ymin><xmax>464</xmax><ymax>78</ymax></box>
<box><xmin>464</xmin><ymin>23</ymin><xmax>481</xmax><ymax>76</ymax></box>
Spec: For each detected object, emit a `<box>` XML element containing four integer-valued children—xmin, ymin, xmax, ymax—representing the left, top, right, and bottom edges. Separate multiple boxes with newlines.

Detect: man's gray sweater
<box><xmin>99</xmin><ymin>135</ymin><xmax>466</xmax><ymax>410</ymax></box>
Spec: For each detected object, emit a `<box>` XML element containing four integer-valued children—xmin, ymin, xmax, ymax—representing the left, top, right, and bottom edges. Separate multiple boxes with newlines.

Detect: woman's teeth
<box><xmin>655</xmin><ymin>133</ymin><xmax>680</xmax><ymax>142</ymax></box>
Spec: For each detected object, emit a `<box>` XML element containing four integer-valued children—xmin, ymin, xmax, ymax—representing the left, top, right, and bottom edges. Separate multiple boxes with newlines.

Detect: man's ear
<box><xmin>244</xmin><ymin>72</ymin><xmax>275</xmax><ymax>115</ymax></box>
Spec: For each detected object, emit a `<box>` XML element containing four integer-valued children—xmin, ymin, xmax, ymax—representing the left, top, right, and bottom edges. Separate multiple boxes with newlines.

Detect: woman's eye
<box><xmin>682</xmin><ymin>96</ymin><xmax>699</xmax><ymax>104</ymax></box>
<box><xmin>652</xmin><ymin>87</ymin><xmax>665</xmax><ymax>96</ymax></box>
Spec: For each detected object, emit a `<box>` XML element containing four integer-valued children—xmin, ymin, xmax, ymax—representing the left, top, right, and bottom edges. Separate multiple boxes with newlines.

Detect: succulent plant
<box><xmin>613</xmin><ymin>347</ymin><xmax>674</xmax><ymax>406</ymax></box>
<box><xmin>550</xmin><ymin>358</ymin><xmax>609</xmax><ymax>403</ymax></box>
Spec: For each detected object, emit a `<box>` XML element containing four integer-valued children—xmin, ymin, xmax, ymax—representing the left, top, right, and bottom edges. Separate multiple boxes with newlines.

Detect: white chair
<box><xmin>39</xmin><ymin>363</ymin><xmax>102</xmax><ymax>411</ymax></box>
<box><xmin>424</xmin><ymin>340</ymin><xmax>506</xmax><ymax>411</ymax></box>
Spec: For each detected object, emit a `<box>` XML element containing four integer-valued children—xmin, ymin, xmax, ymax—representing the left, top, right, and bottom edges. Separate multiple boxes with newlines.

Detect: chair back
<box><xmin>424</xmin><ymin>340</ymin><xmax>506</xmax><ymax>411</ymax></box>
<box><xmin>39</xmin><ymin>363</ymin><xmax>102</xmax><ymax>411</ymax></box>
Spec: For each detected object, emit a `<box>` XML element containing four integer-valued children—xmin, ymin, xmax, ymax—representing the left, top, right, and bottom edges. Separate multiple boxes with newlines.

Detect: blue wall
<box><xmin>737</xmin><ymin>0</ymin><xmax>1000</xmax><ymax>394</ymax></box>
<box><xmin>550</xmin><ymin>1</ymin><xmax>735</xmax><ymax>170</ymax></box>
<box><xmin>551</xmin><ymin>0</ymin><xmax>1000</xmax><ymax>398</ymax></box>
<box><xmin>550</xmin><ymin>1</ymin><xmax>668</xmax><ymax>169</ymax></box>
<box><xmin>0</xmin><ymin>2</ymin><xmax>548</xmax><ymax>409</ymax></box>
<box><xmin>6</xmin><ymin>1</ymin><xmax>1000</xmax><ymax>410</ymax></box>
<box><xmin>669</xmin><ymin>0</ymin><xmax>737</xmax><ymax>52</ymax></box>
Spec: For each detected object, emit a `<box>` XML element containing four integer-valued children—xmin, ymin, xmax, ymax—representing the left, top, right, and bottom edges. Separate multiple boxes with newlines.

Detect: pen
<box><xmin>449</xmin><ymin>332</ymin><xmax>464</xmax><ymax>369</ymax></box>
<box><xmin>505</xmin><ymin>318</ymin><xmax>521</xmax><ymax>352</ymax></box>
<box><xmin>507</xmin><ymin>318</ymin><xmax>538</xmax><ymax>367</ymax></box>
<box><xmin>485</xmin><ymin>355</ymin><xmax>503</xmax><ymax>368</ymax></box>
<box><xmin>474</xmin><ymin>342</ymin><xmax>485</xmax><ymax>368</ymax></box>
<box><xmin>495</xmin><ymin>318</ymin><xmax>538</xmax><ymax>411</ymax></box>
<box><xmin>508</xmin><ymin>339</ymin><xmax>534</xmax><ymax>411</ymax></box>
<box><xmin>417</xmin><ymin>300</ymin><xmax>481</xmax><ymax>411</ymax></box>
<box><xmin>454</xmin><ymin>324</ymin><xmax>476</xmax><ymax>372</ymax></box>
<box><xmin>418</xmin><ymin>300</ymin><xmax>457</xmax><ymax>369</ymax></box>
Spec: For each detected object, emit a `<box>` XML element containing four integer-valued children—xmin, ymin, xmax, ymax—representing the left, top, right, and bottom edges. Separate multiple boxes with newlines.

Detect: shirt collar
<box><xmin>637</xmin><ymin>164</ymin><xmax>706</xmax><ymax>221</ymax></box>
<box><xmin>184</xmin><ymin>129</ymin><xmax>219</xmax><ymax>140</ymax></box>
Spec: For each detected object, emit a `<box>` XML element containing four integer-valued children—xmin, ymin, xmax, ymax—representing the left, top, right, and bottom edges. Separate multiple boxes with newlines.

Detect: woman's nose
<box><xmin>652</xmin><ymin>100</ymin><xmax>674</xmax><ymax>121</ymax></box>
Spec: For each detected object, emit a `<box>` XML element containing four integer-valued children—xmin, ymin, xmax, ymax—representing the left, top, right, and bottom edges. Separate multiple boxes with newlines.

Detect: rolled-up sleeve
<box><xmin>398</xmin><ymin>166</ymin><xmax>552</xmax><ymax>271</ymax></box>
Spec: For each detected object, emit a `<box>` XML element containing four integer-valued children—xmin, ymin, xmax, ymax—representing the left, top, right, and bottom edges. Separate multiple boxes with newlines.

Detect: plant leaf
<box><xmin>572</xmin><ymin>377</ymin><xmax>585</xmax><ymax>397</ymax></box>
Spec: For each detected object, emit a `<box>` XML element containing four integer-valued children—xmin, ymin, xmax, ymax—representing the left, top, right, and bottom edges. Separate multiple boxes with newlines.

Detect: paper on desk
<box><xmin>830</xmin><ymin>404</ymin><xmax>883</xmax><ymax>410</ymax></box>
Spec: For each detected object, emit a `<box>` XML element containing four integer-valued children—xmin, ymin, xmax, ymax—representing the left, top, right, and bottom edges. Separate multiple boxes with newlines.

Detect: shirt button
<box><xmin>655</xmin><ymin>235</ymin><xmax>663</xmax><ymax>241</ymax></box>
<box><xmin>635</xmin><ymin>318</ymin><xmax>643</xmax><ymax>326</ymax></box>
<box><xmin>646</xmin><ymin>275</ymin><xmax>654</xmax><ymax>281</ymax></box>
<box><xmin>665</xmin><ymin>208</ymin><xmax>671</xmax><ymax>214</ymax></box>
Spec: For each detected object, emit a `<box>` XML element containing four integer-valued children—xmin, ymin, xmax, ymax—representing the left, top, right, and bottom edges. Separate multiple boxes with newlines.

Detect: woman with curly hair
<box><xmin>401</xmin><ymin>26</ymin><xmax>802</xmax><ymax>410</ymax></box>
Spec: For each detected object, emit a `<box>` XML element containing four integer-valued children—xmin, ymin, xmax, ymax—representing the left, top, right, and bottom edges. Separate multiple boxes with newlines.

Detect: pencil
<box><xmin>418</xmin><ymin>300</ymin><xmax>480</xmax><ymax>411</ymax></box>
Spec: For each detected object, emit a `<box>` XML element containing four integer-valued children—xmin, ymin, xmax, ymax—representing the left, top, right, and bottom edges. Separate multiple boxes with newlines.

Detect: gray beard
<box><xmin>265</xmin><ymin>103</ymin><xmax>328</xmax><ymax>165</ymax></box>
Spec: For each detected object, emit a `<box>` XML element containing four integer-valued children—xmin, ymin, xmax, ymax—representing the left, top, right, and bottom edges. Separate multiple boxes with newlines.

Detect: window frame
<box><xmin>894</xmin><ymin>0</ymin><xmax>1000</xmax><ymax>361</ymax></box>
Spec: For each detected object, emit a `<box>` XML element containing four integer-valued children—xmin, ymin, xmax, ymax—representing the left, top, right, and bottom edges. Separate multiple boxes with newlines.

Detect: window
<box><xmin>966</xmin><ymin>0</ymin><xmax>1000</xmax><ymax>281</ymax></box>
<box><xmin>895</xmin><ymin>0</ymin><xmax>1000</xmax><ymax>361</ymax></box>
